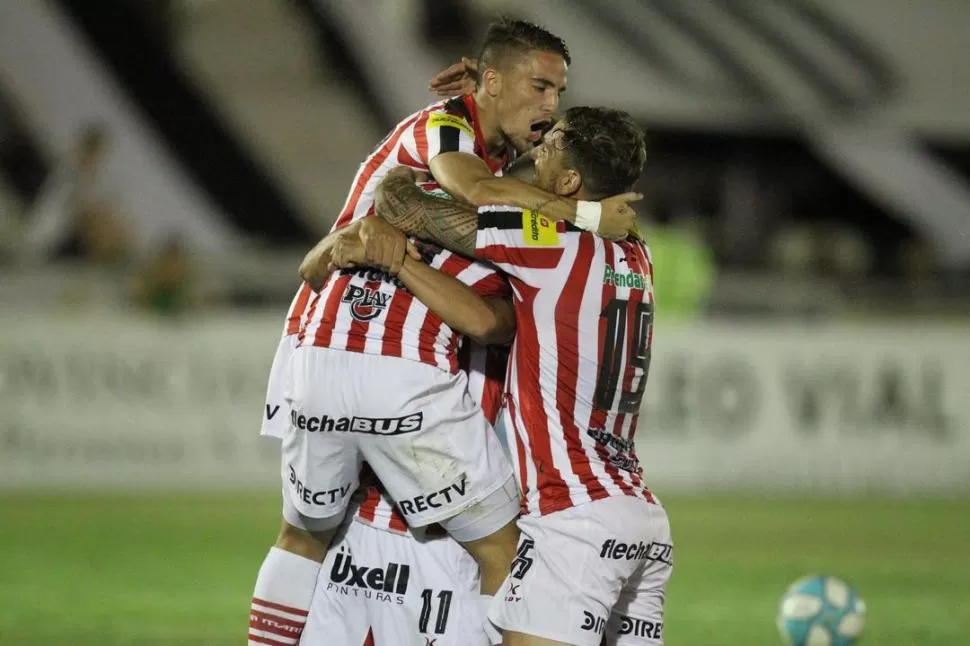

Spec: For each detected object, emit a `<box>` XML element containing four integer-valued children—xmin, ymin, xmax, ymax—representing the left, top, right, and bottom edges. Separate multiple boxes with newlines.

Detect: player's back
<box><xmin>294</xmin><ymin>96</ymin><xmax>512</xmax><ymax>371</ymax></box>
<box><xmin>487</xmin><ymin>215</ymin><xmax>655</xmax><ymax>515</ymax></box>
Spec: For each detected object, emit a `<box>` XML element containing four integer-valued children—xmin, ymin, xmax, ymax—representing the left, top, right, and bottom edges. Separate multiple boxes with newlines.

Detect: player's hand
<box><xmin>428</xmin><ymin>57</ymin><xmax>478</xmax><ymax>96</ymax></box>
<box><xmin>358</xmin><ymin>217</ymin><xmax>409</xmax><ymax>275</ymax></box>
<box><xmin>597</xmin><ymin>192</ymin><xmax>644</xmax><ymax>241</ymax></box>
<box><xmin>384</xmin><ymin>165</ymin><xmax>420</xmax><ymax>184</ymax></box>
<box><xmin>405</xmin><ymin>240</ymin><xmax>422</xmax><ymax>261</ymax></box>
<box><xmin>328</xmin><ymin>227</ymin><xmax>367</xmax><ymax>271</ymax></box>
<box><xmin>299</xmin><ymin>233</ymin><xmax>343</xmax><ymax>291</ymax></box>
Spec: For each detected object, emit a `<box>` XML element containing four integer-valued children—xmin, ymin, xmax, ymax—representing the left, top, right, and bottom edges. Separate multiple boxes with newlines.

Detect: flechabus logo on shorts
<box><xmin>600</xmin><ymin>539</ymin><xmax>673</xmax><ymax>564</ymax></box>
<box><xmin>290</xmin><ymin>410</ymin><xmax>423</xmax><ymax>435</ymax></box>
<box><xmin>341</xmin><ymin>283</ymin><xmax>392</xmax><ymax>322</ymax></box>
<box><xmin>398</xmin><ymin>475</ymin><xmax>468</xmax><ymax>517</ymax></box>
<box><xmin>618</xmin><ymin>615</ymin><xmax>663</xmax><ymax>640</ymax></box>
<box><xmin>327</xmin><ymin>548</ymin><xmax>409</xmax><ymax>605</ymax></box>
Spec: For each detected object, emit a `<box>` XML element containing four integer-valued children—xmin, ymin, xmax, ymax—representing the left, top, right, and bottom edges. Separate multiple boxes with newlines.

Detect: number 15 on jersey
<box><xmin>594</xmin><ymin>299</ymin><xmax>653</xmax><ymax>414</ymax></box>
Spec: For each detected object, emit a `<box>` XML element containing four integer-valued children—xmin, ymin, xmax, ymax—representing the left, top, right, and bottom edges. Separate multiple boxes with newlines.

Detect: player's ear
<box><xmin>482</xmin><ymin>68</ymin><xmax>502</xmax><ymax>98</ymax></box>
<box><xmin>556</xmin><ymin>169</ymin><xmax>582</xmax><ymax>197</ymax></box>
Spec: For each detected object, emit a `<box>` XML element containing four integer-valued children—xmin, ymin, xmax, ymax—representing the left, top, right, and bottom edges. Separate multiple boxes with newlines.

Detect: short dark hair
<box><xmin>476</xmin><ymin>17</ymin><xmax>570</xmax><ymax>84</ymax></box>
<box><xmin>560</xmin><ymin>107</ymin><xmax>646</xmax><ymax>198</ymax></box>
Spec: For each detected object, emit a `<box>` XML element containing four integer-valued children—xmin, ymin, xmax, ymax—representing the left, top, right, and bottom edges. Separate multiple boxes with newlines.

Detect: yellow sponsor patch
<box><xmin>522</xmin><ymin>210</ymin><xmax>559</xmax><ymax>246</ymax></box>
<box><xmin>427</xmin><ymin>112</ymin><xmax>475</xmax><ymax>138</ymax></box>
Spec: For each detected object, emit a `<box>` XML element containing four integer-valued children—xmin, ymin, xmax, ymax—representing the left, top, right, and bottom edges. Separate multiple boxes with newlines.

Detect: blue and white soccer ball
<box><xmin>777</xmin><ymin>575</ymin><xmax>866</xmax><ymax>646</ymax></box>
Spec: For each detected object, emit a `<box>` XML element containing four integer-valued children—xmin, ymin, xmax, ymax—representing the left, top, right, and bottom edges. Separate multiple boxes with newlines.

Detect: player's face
<box><xmin>496</xmin><ymin>51</ymin><xmax>567</xmax><ymax>153</ymax></box>
<box><xmin>530</xmin><ymin>120</ymin><xmax>571</xmax><ymax>193</ymax></box>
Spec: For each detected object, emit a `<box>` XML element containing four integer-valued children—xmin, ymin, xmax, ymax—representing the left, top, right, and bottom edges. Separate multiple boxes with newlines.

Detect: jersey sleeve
<box><xmin>466</xmin><ymin>263</ymin><xmax>512</xmax><ymax>300</ymax></box>
<box><xmin>425</xmin><ymin>244</ymin><xmax>512</xmax><ymax>300</ymax></box>
<box><xmin>414</xmin><ymin>110</ymin><xmax>477</xmax><ymax>165</ymax></box>
<box><xmin>474</xmin><ymin>205</ymin><xmax>569</xmax><ymax>278</ymax></box>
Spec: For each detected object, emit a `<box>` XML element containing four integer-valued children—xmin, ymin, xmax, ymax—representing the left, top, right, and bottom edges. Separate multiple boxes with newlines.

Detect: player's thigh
<box><xmin>302</xmin><ymin>521</ymin><xmax>370</xmax><ymax>645</ymax></box>
<box><xmin>358</xmin><ymin>363</ymin><xmax>515</xmax><ymax>529</ymax></box>
<box><xmin>490</xmin><ymin>497</ymin><xmax>670</xmax><ymax>646</ymax></box>
<box><xmin>280</xmin><ymin>347</ymin><xmax>363</xmax><ymax>524</ymax></box>
<box><xmin>606</xmin><ymin>503</ymin><xmax>673</xmax><ymax>646</ymax></box>
<box><xmin>309</xmin><ymin>519</ymin><xmax>486</xmax><ymax>646</ymax></box>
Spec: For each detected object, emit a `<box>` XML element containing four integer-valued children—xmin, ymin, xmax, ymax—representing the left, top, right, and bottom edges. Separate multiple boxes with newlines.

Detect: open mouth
<box><xmin>528</xmin><ymin>120</ymin><xmax>552</xmax><ymax>143</ymax></box>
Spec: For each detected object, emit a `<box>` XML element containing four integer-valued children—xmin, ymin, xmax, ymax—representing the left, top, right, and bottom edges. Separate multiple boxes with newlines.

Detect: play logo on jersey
<box><xmin>327</xmin><ymin>548</ymin><xmax>410</xmax><ymax>605</ymax></box>
<box><xmin>341</xmin><ymin>284</ymin><xmax>392</xmax><ymax>322</ymax></box>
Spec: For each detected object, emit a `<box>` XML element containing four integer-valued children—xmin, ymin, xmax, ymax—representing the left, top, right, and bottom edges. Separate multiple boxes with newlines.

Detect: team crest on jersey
<box><xmin>342</xmin><ymin>284</ymin><xmax>392</xmax><ymax>322</ymax></box>
<box><xmin>522</xmin><ymin>209</ymin><xmax>559</xmax><ymax>246</ymax></box>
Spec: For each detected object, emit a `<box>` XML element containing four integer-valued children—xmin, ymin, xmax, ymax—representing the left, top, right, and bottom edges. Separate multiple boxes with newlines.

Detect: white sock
<box><xmin>480</xmin><ymin>594</ymin><xmax>504</xmax><ymax>645</ymax></box>
<box><xmin>248</xmin><ymin>547</ymin><xmax>322</xmax><ymax>645</ymax></box>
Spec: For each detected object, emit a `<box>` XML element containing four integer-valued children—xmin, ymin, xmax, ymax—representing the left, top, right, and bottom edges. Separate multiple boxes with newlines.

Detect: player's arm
<box><xmin>430</xmin><ymin>151</ymin><xmax>579</xmax><ymax>224</ymax></box>
<box><xmin>420</xmin><ymin>111</ymin><xmax>638</xmax><ymax>239</ymax></box>
<box><xmin>396</xmin><ymin>256</ymin><xmax>515</xmax><ymax>345</ymax></box>
<box><xmin>325</xmin><ymin>216</ymin><xmax>515</xmax><ymax>345</ymax></box>
<box><xmin>376</xmin><ymin>168</ymin><xmax>567</xmax><ymax>277</ymax></box>
<box><xmin>375</xmin><ymin>169</ymin><xmax>482</xmax><ymax>258</ymax></box>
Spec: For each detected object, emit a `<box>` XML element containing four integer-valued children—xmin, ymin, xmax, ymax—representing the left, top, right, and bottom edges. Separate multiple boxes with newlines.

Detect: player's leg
<box><xmin>490</xmin><ymin>496</ymin><xmax>670</xmax><ymax>646</ymax></box>
<box><xmin>249</xmin><ymin>490</ymin><xmax>351</xmax><ymax>645</ymax></box>
<box><xmin>305</xmin><ymin>518</ymin><xmax>488</xmax><ymax>646</ymax></box>
<box><xmin>248</xmin><ymin>346</ymin><xmax>362</xmax><ymax>646</ymax></box>
<box><xmin>605</xmin><ymin>503</ymin><xmax>672</xmax><ymax>646</ymax></box>
<box><xmin>357</xmin><ymin>358</ymin><xmax>520</xmax><ymax>642</ymax></box>
<box><xmin>300</xmin><ymin>519</ymin><xmax>373</xmax><ymax>645</ymax></box>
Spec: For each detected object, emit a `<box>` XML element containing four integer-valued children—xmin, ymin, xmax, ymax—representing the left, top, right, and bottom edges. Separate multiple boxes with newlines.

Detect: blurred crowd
<box><xmin>0</xmin><ymin>118</ymin><xmax>195</xmax><ymax>316</ymax></box>
<box><xmin>0</xmin><ymin>0</ymin><xmax>964</xmax><ymax>321</ymax></box>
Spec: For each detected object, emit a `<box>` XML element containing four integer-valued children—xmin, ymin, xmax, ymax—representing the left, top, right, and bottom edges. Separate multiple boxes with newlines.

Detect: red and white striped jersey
<box><xmin>352</xmin><ymin>342</ymin><xmax>510</xmax><ymax>536</ymax></box>
<box><xmin>288</xmin><ymin>94</ymin><xmax>514</xmax><ymax>369</ymax></box>
<box><xmin>298</xmin><ymin>243</ymin><xmax>508</xmax><ymax>373</ymax></box>
<box><xmin>474</xmin><ymin>206</ymin><xmax>657</xmax><ymax>517</ymax></box>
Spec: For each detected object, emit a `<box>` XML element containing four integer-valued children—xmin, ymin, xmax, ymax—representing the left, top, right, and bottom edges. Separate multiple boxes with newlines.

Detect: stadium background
<box><xmin>0</xmin><ymin>1</ymin><xmax>967</xmax><ymax>644</ymax></box>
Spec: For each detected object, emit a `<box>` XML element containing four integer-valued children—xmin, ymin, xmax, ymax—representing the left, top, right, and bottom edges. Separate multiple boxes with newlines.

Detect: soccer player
<box><xmin>250</xmin><ymin>18</ymin><xmax>643</xmax><ymax>645</ymax></box>
<box><xmin>300</xmin><ymin>340</ymin><xmax>510</xmax><ymax>646</ymax></box>
<box><xmin>251</xmin><ymin>210</ymin><xmax>514</xmax><ymax>646</ymax></box>
<box><xmin>363</xmin><ymin>107</ymin><xmax>673</xmax><ymax>646</ymax></box>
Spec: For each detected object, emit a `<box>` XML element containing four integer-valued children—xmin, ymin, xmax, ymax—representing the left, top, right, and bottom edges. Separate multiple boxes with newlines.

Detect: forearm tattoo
<box><xmin>377</xmin><ymin>176</ymin><xmax>479</xmax><ymax>256</ymax></box>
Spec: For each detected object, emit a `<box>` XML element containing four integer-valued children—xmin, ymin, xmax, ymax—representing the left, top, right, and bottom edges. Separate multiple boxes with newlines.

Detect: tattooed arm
<box><xmin>374</xmin><ymin>169</ymin><xmax>483</xmax><ymax>258</ymax></box>
<box><xmin>429</xmin><ymin>152</ymin><xmax>576</xmax><ymax>225</ymax></box>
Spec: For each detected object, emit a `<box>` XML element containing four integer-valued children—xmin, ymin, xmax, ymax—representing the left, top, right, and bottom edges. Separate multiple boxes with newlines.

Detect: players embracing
<box><xmin>250</xmin><ymin>16</ymin><xmax>671</xmax><ymax>646</ymax></box>
<box><xmin>353</xmin><ymin>104</ymin><xmax>674</xmax><ymax>646</ymax></box>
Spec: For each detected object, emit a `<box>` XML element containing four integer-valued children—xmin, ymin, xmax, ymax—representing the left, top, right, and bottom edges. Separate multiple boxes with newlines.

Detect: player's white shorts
<box><xmin>282</xmin><ymin>346</ymin><xmax>515</xmax><ymax>528</ymax></box>
<box><xmin>261</xmin><ymin>334</ymin><xmax>297</xmax><ymax>439</ymax></box>
<box><xmin>302</xmin><ymin>518</ymin><xmax>488</xmax><ymax>646</ymax></box>
<box><xmin>489</xmin><ymin>496</ymin><xmax>673</xmax><ymax>646</ymax></box>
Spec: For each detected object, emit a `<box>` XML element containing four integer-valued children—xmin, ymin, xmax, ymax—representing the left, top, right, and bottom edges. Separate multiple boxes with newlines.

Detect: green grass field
<box><xmin>1</xmin><ymin>493</ymin><xmax>967</xmax><ymax>645</ymax></box>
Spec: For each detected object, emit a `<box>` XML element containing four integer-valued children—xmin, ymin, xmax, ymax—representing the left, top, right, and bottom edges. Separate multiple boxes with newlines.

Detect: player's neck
<box><xmin>471</xmin><ymin>92</ymin><xmax>508</xmax><ymax>157</ymax></box>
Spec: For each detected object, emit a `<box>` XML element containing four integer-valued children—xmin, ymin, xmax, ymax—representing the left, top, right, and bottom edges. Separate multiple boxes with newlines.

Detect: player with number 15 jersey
<box><xmin>369</xmin><ymin>107</ymin><xmax>674</xmax><ymax>646</ymax></box>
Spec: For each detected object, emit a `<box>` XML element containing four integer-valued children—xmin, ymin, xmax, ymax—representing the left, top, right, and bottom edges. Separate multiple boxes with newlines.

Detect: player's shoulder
<box><xmin>421</xmin><ymin>96</ymin><xmax>475</xmax><ymax>137</ymax></box>
<box><xmin>478</xmin><ymin>206</ymin><xmax>584</xmax><ymax>248</ymax></box>
<box><xmin>477</xmin><ymin>204</ymin><xmax>526</xmax><ymax>229</ymax></box>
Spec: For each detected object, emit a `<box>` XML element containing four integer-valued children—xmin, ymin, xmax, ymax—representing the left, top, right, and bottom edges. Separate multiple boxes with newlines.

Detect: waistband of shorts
<box><xmin>297</xmin><ymin>336</ymin><xmax>459</xmax><ymax>374</ymax></box>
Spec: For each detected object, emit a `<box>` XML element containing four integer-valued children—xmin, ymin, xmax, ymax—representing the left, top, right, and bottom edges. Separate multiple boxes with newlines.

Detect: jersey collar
<box><xmin>463</xmin><ymin>94</ymin><xmax>511</xmax><ymax>174</ymax></box>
